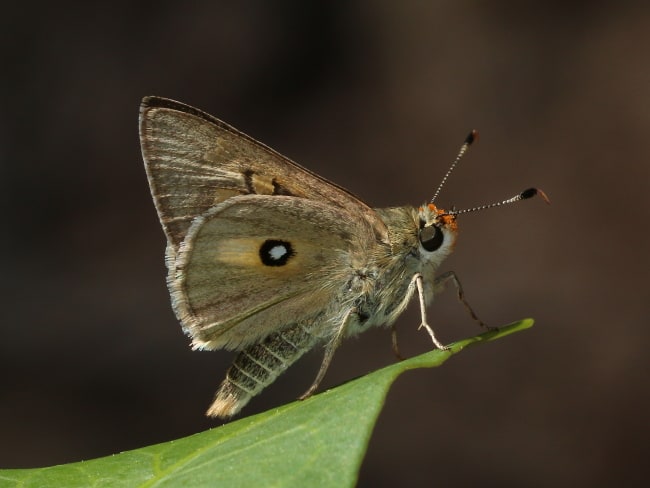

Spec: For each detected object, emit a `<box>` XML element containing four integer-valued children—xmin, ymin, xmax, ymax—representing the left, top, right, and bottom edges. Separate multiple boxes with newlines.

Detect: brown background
<box><xmin>1</xmin><ymin>2</ymin><xmax>648</xmax><ymax>486</ymax></box>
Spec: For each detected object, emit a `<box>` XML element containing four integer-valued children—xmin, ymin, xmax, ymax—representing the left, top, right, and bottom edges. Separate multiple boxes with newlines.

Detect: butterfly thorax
<box><xmin>340</xmin><ymin>204</ymin><xmax>458</xmax><ymax>337</ymax></box>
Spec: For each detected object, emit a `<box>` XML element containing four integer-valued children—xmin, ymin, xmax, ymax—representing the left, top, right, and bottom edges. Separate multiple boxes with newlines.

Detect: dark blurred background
<box><xmin>1</xmin><ymin>1</ymin><xmax>648</xmax><ymax>486</ymax></box>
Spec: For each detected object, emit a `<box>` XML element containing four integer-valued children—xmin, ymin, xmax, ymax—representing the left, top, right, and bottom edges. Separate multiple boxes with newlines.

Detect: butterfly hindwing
<box><xmin>169</xmin><ymin>194</ymin><xmax>378</xmax><ymax>350</ymax></box>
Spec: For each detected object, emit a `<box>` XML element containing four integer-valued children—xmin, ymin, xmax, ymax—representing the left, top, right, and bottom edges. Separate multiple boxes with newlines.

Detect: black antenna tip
<box><xmin>465</xmin><ymin>130</ymin><xmax>479</xmax><ymax>145</ymax></box>
<box><xmin>521</xmin><ymin>187</ymin><xmax>551</xmax><ymax>204</ymax></box>
<box><xmin>521</xmin><ymin>188</ymin><xmax>537</xmax><ymax>199</ymax></box>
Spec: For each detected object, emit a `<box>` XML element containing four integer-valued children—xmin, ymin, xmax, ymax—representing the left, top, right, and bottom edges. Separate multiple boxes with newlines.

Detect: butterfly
<box><xmin>139</xmin><ymin>96</ymin><xmax>547</xmax><ymax>417</ymax></box>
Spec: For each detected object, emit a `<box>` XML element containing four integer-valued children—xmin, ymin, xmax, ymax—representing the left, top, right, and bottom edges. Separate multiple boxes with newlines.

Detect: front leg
<box><xmin>391</xmin><ymin>273</ymin><xmax>449</xmax><ymax>356</ymax></box>
<box><xmin>434</xmin><ymin>270</ymin><xmax>491</xmax><ymax>330</ymax></box>
<box><xmin>393</xmin><ymin>272</ymin><xmax>490</xmax><ymax>358</ymax></box>
<box><xmin>413</xmin><ymin>273</ymin><xmax>450</xmax><ymax>350</ymax></box>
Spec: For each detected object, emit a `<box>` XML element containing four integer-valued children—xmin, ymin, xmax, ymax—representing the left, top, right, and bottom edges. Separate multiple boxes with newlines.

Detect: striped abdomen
<box><xmin>206</xmin><ymin>322</ymin><xmax>318</xmax><ymax>417</ymax></box>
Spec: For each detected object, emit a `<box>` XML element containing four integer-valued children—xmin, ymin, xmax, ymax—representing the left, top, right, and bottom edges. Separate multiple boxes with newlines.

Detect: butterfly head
<box><xmin>418</xmin><ymin>129</ymin><xmax>549</xmax><ymax>256</ymax></box>
<box><xmin>417</xmin><ymin>203</ymin><xmax>458</xmax><ymax>254</ymax></box>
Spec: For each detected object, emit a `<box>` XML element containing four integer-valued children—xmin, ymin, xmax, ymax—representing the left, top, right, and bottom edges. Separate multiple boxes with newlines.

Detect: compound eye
<box><xmin>419</xmin><ymin>224</ymin><xmax>444</xmax><ymax>252</ymax></box>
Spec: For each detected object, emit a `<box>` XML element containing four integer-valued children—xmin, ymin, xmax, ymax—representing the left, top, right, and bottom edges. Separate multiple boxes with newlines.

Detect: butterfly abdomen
<box><xmin>206</xmin><ymin>322</ymin><xmax>319</xmax><ymax>417</ymax></box>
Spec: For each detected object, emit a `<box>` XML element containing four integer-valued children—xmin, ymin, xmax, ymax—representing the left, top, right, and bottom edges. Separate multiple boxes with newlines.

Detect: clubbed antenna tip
<box><xmin>465</xmin><ymin>129</ymin><xmax>478</xmax><ymax>145</ymax></box>
<box><xmin>521</xmin><ymin>187</ymin><xmax>550</xmax><ymax>204</ymax></box>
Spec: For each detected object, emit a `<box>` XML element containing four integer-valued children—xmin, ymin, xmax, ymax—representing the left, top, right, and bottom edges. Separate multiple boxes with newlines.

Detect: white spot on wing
<box><xmin>269</xmin><ymin>244</ymin><xmax>288</xmax><ymax>261</ymax></box>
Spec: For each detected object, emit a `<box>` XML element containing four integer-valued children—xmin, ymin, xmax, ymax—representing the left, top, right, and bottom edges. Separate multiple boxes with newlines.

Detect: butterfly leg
<box><xmin>299</xmin><ymin>308</ymin><xmax>356</xmax><ymax>400</ymax></box>
<box><xmin>434</xmin><ymin>271</ymin><xmax>491</xmax><ymax>329</ymax></box>
<box><xmin>391</xmin><ymin>324</ymin><xmax>405</xmax><ymax>360</ymax></box>
<box><xmin>411</xmin><ymin>273</ymin><xmax>449</xmax><ymax>350</ymax></box>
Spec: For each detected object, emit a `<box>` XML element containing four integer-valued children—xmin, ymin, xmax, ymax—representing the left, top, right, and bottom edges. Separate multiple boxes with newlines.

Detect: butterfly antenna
<box><xmin>447</xmin><ymin>187</ymin><xmax>550</xmax><ymax>216</ymax></box>
<box><xmin>430</xmin><ymin>130</ymin><xmax>478</xmax><ymax>204</ymax></box>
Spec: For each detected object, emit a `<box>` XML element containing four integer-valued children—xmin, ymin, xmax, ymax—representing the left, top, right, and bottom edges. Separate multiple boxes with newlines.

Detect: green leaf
<box><xmin>0</xmin><ymin>319</ymin><xmax>533</xmax><ymax>488</ymax></box>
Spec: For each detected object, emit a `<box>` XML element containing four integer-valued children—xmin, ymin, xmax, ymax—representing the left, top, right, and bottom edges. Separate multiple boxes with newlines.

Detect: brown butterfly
<box><xmin>139</xmin><ymin>96</ymin><xmax>547</xmax><ymax>417</ymax></box>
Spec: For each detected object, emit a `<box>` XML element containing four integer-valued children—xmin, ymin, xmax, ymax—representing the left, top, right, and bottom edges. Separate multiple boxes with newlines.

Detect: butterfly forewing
<box><xmin>139</xmin><ymin>97</ymin><xmax>387</xmax><ymax>250</ymax></box>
